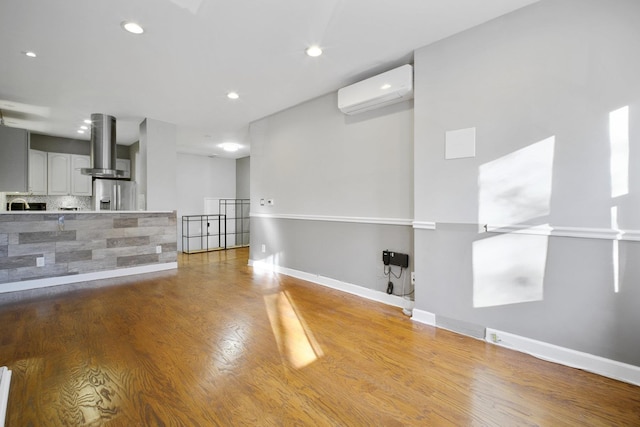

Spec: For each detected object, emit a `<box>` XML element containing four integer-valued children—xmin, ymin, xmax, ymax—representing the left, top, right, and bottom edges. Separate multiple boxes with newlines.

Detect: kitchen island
<box><xmin>0</xmin><ymin>210</ymin><xmax>177</xmax><ymax>293</ymax></box>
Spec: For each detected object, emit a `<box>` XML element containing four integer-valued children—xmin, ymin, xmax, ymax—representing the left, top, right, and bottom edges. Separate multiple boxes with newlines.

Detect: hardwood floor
<box><xmin>0</xmin><ymin>247</ymin><xmax>639</xmax><ymax>426</ymax></box>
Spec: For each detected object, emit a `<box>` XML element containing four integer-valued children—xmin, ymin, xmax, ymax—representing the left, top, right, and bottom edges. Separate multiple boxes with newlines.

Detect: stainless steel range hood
<box><xmin>81</xmin><ymin>113</ymin><xmax>126</xmax><ymax>178</ymax></box>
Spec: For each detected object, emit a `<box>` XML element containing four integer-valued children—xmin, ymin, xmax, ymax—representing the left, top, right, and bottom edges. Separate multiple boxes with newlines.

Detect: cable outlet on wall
<box><xmin>411</xmin><ymin>272</ymin><xmax>415</xmax><ymax>285</ymax></box>
<box><xmin>261</xmin><ymin>244</ymin><xmax>266</xmax><ymax>253</ymax></box>
<box><xmin>156</xmin><ymin>245</ymin><xmax>162</xmax><ymax>254</ymax></box>
<box><xmin>36</xmin><ymin>257</ymin><xmax>45</xmax><ymax>267</ymax></box>
<box><xmin>267</xmin><ymin>199</ymin><xmax>274</xmax><ymax>206</ymax></box>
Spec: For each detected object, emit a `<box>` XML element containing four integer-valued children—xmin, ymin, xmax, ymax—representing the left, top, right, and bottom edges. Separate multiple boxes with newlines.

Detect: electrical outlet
<box><xmin>411</xmin><ymin>272</ymin><xmax>415</xmax><ymax>285</ymax></box>
<box><xmin>36</xmin><ymin>257</ymin><xmax>45</xmax><ymax>267</ymax></box>
<box><xmin>261</xmin><ymin>244</ymin><xmax>266</xmax><ymax>253</ymax></box>
<box><xmin>260</xmin><ymin>198</ymin><xmax>265</xmax><ymax>206</ymax></box>
<box><xmin>156</xmin><ymin>245</ymin><xmax>162</xmax><ymax>254</ymax></box>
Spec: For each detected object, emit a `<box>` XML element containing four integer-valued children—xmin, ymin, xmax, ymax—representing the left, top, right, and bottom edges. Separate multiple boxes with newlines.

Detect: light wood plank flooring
<box><xmin>0</xmin><ymin>248</ymin><xmax>639</xmax><ymax>426</ymax></box>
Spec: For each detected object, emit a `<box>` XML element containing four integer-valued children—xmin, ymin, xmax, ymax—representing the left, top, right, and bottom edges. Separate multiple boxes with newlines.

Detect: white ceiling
<box><xmin>0</xmin><ymin>0</ymin><xmax>538</xmax><ymax>159</ymax></box>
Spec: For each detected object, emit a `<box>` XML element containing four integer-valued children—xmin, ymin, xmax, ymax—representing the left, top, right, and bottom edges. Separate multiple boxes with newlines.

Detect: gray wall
<box><xmin>31</xmin><ymin>133</ymin><xmax>89</xmax><ymax>155</ymax></box>
<box><xmin>236</xmin><ymin>156</ymin><xmax>250</xmax><ymax>199</ymax></box>
<box><xmin>249</xmin><ymin>92</ymin><xmax>414</xmax><ymax>292</ymax></box>
<box><xmin>413</xmin><ymin>0</ymin><xmax>640</xmax><ymax>365</ymax></box>
<box><xmin>251</xmin><ymin>93</ymin><xmax>413</xmax><ymax>219</ymax></box>
<box><xmin>251</xmin><ymin>217</ymin><xmax>413</xmax><ymax>295</ymax></box>
<box><xmin>31</xmin><ymin>133</ymin><xmax>132</xmax><ymax>159</ymax></box>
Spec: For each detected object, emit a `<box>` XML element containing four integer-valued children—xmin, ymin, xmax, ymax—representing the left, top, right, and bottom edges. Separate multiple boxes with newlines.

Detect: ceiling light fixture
<box><xmin>77</xmin><ymin>130</ymin><xmax>85</xmax><ymax>134</ymax></box>
<box><xmin>23</xmin><ymin>51</ymin><xmax>37</xmax><ymax>58</ymax></box>
<box><xmin>84</xmin><ymin>119</ymin><xmax>91</xmax><ymax>124</ymax></box>
<box><xmin>227</xmin><ymin>92</ymin><xmax>239</xmax><ymax>100</ymax></box>
<box><xmin>381</xmin><ymin>84</ymin><xmax>391</xmax><ymax>90</ymax></box>
<box><xmin>80</xmin><ymin>125</ymin><xmax>88</xmax><ymax>130</ymax></box>
<box><xmin>305</xmin><ymin>45</ymin><xmax>323</xmax><ymax>57</ymax></box>
<box><xmin>219</xmin><ymin>142</ymin><xmax>241</xmax><ymax>152</ymax></box>
<box><xmin>121</xmin><ymin>21</ymin><xmax>144</xmax><ymax>34</ymax></box>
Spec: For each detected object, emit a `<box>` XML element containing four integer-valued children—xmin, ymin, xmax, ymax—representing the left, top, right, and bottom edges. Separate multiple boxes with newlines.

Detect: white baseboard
<box><xmin>0</xmin><ymin>262</ymin><xmax>178</xmax><ymax>294</ymax></box>
<box><xmin>249</xmin><ymin>259</ymin><xmax>406</xmax><ymax>308</ymax></box>
<box><xmin>410</xmin><ymin>314</ymin><xmax>640</xmax><ymax>386</ymax></box>
<box><xmin>486</xmin><ymin>328</ymin><xmax>640</xmax><ymax>387</ymax></box>
<box><xmin>411</xmin><ymin>308</ymin><xmax>436</xmax><ymax>326</ymax></box>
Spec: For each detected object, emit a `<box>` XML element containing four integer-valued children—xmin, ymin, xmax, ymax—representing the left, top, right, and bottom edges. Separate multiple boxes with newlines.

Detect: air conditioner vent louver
<box><xmin>338</xmin><ymin>64</ymin><xmax>413</xmax><ymax>115</ymax></box>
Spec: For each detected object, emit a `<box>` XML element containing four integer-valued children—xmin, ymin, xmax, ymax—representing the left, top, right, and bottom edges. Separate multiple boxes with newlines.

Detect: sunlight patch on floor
<box><xmin>263</xmin><ymin>290</ymin><xmax>324</xmax><ymax>369</ymax></box>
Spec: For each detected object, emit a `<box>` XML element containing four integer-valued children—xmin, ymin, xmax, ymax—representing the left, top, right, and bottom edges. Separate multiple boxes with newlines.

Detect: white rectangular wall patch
<box><xmin>445</xmin><ymin>127</ymin><xmax>476</xmax><ymax>159</ymax></box>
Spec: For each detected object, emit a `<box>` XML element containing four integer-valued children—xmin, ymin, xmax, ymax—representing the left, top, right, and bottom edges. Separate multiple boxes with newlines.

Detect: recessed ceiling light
<box><xmin>84</xmin><ymin>119</ymin><xmax>91</xmax><ymax>124</ymax></box>
<box><xmin>380</xmin><ymin>84</ymin><xmax>391</xmax><ymax>90</ymax></box>
<box><xmin>227</xmin><ymin>92</ymin><xmax>239</xmax><ymax>100</ymax></box>
<box><xmin>305</xmin><ymin>45</ymin><xmax>323</xmax><ymax>57</ymax></box>
<box><xmin>219</xmin><ymin>142</ymin><xmax>241</xmax><ymax>152</ymax></box>
<box><xmin>23</xmin><ymin>51</ymin><xmax>37</xmax><ymax>58</ymax></box>
<box><xmin>77</xmin><ymin>130</ymin><xmax>85</xmax><ymax>134</ymax></box>
<box><xmin>121</xmin><ymin>21</ymin><xmax>144</xmax><ymax>34</ymax></box>
<box><xmin>80</xmin><ymin>125</ymin><xmax>88</xmax><ymax>130</ymax></box>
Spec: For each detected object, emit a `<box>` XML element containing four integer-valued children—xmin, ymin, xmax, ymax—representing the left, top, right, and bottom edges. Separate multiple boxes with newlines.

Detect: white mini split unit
<box><xmin>338</xmin><ymin>64</ymin><xmax>414</xmax><ymax>115</ymax></box>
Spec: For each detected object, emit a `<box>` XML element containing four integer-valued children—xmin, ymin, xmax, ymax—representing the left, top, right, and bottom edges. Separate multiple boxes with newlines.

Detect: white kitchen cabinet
<box><xmin>47</xmin><ymin>153</ymin><xmax>71</xmax><ymax>195</ymax></box>
<box><xmin>71</xmin><ymin>154</ymin><xmax>92</xmax><ymax>196</ymax></box>
<box><xmin>28</xmin><ymin>149</ymin><xmax>48</xmax><ymax>195</ymax></box>
<box><xmin>48</xmin><ymin>153</ymin><xmax>93</xmax><ymax>196</ymax></box>
<box><xmin>116</xmin><ymin>158</ymin><xmax>131</xmax><ymax>179</ymax></box>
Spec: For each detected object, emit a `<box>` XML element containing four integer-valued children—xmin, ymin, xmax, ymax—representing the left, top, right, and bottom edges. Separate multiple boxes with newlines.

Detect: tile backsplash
<box><xmin>4</xmin><ymin>194</ymin><xmax>92</xmax><ymax>211</ymax></box>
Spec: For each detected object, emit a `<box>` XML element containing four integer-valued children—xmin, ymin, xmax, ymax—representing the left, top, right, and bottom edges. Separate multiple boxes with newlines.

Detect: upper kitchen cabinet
<box><xmin>29</xmin><ymin>149</ymin><xmax>47</xmax><ymax>195</ymax></box>
<box><xmin>71</xmin><ymin>154</ymin><xmax>92</xmax><ymax>196</ymax></box>
<box><xmin>48</xmin><ymin>152</ymin><xmax>71</xmax><ymax>195</ymax></box>
<box><xmin>116</xmin><ymin>158</ymin><xmax>131</xmax><ymax>179</ymax></box>
<box><xmin>48</xmin><ymin>153</ymin><xmax>93</xmax><ymax>196</ymax></box>
<box><xmin>0</xmin><ymin>126</ymin><xmax>29</xmax><ymax>192</ymax></box>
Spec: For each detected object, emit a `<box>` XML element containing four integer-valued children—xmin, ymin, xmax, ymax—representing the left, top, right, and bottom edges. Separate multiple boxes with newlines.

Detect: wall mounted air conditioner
<box><xmin>338</xmin><ymin>64</ymin><xmax>413</xmax><ymax>115</ymax></box>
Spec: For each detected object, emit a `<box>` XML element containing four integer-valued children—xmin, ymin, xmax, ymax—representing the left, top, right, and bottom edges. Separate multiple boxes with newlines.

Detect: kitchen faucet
<box><xmin>9</xmin><ymin>198</ymin><xmax>30</xmax><ymax>211</ymax></box>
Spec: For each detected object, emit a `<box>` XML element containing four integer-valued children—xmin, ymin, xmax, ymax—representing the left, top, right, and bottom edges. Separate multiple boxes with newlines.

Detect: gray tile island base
<box><xmin>0</xmin><ymin>211</ymin><xmax>177</xmax><ymax>293</ymax></box>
